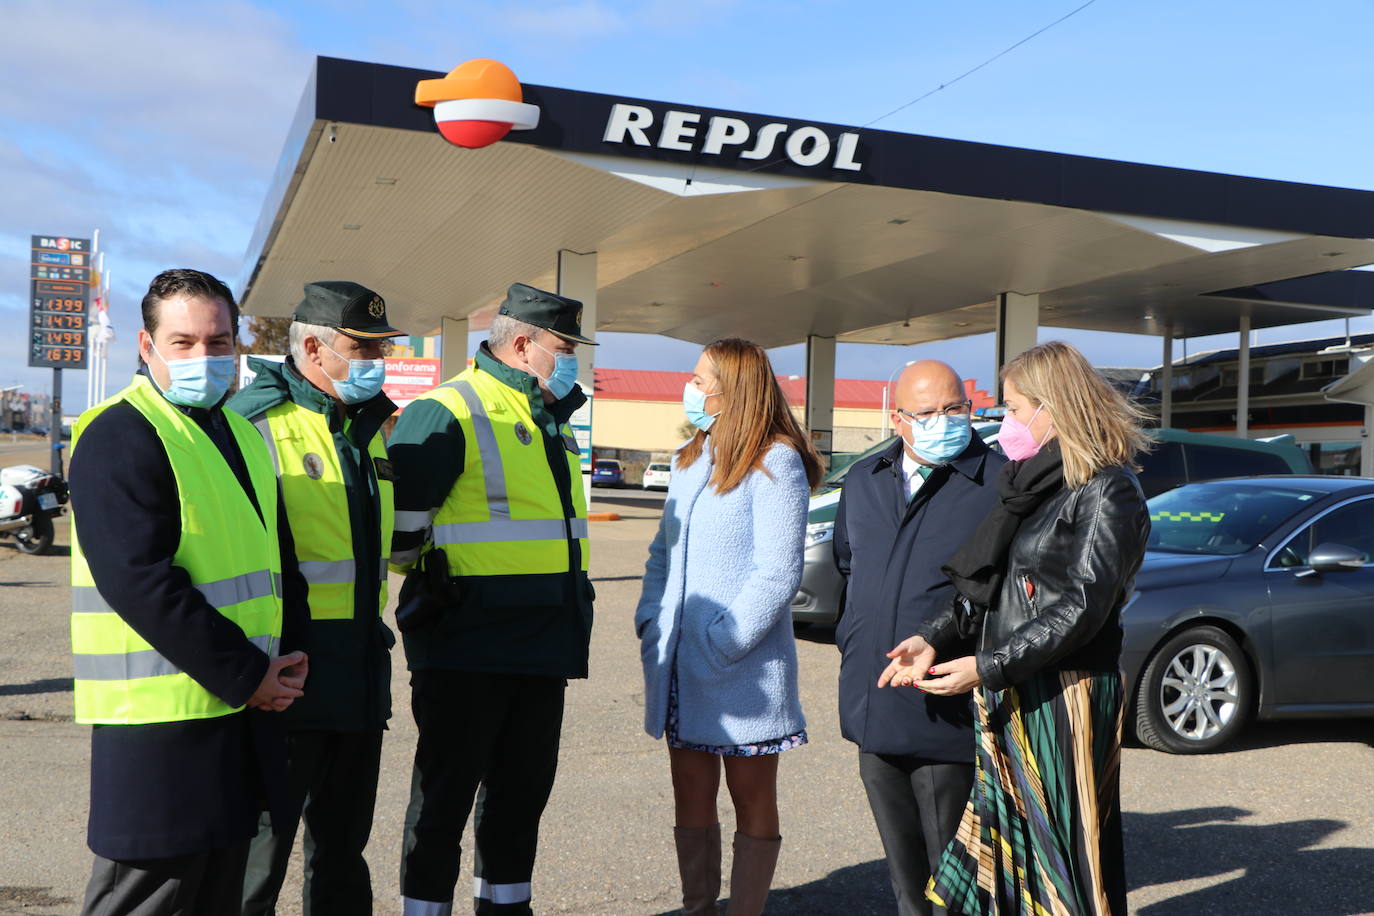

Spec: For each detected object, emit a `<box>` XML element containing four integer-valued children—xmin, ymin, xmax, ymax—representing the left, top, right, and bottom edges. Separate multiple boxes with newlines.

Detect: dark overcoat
<box><xmin>834</xmin><ymin>435</ymin><xmax>1006</xmax><ymax>761</ymax></box>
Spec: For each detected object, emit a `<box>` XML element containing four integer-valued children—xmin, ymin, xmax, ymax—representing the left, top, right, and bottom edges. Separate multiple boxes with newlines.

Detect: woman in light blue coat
<box><xmin>635</xmin><ymin>338</ymin><xmax>822</xmax><ymax>916</ymax></box>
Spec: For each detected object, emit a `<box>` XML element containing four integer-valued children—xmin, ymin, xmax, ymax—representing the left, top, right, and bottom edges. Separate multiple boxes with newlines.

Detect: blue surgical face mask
<box><xmin>150</xmin><ymin>343</ymin><xmax>235</xmax><ymax>408</ymax></box>
<box><xmin>321</xmin><ymin>339</ymin><xmax>387</xmax><ymax>405</ymax></box>
<box><xmin>899</xmin><ymin>412</ymin><xmax>972</xmax><ymax>465</ymax></box>
<box><xmin>683</xmin><ymin>382</ymin><xmax>722</xmax><ymax>432</ymax></box>
<box><xmin>531</xmin><ymin>340</ymin><xmax>579</xmax><ymax>400</ymax></box>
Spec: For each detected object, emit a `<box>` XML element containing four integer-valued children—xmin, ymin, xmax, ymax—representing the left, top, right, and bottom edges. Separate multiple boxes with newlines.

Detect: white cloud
<box><xmin>0</xmin><ymin>1</ymin><xmax>311</xmax><ymax>404</ymax></box>
<box><xmin>0</xmin><ymin>0</ymin><xmax>306</xmax><ymax>178</ymax></box>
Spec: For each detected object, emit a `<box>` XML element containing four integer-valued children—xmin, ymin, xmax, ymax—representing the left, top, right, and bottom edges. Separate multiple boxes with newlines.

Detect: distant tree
<box><xmin>241</xmin><ymin>315</ymin><xmax>291</xmax><ymax>355</ymax></box>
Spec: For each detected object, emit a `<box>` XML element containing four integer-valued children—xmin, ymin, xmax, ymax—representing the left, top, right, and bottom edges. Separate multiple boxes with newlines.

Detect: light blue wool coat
<box><xmin>634</xmin><ymin>441</ymin><xmax>809</xmax><ymax>747</ymax></box>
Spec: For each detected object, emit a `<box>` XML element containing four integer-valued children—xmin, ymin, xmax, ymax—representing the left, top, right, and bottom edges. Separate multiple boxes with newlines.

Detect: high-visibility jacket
<box><xmin>416</xmin><ymin>367</ymin><xmax>588</xmax><ymax>578</ymax></box>
<box><xmin>249</xmin><ymin>402</ymin><xmax>394</xmax><ymax>621</ymax></box>
<box><xmin>70</xmin><ymin>375</ymin><xmax>283</xmax><ymax>725</ymax></box>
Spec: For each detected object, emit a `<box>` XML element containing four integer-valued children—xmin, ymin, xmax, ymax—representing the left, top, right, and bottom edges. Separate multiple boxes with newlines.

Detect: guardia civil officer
<box><xmin>232</xmin><ymin>282</ymin><xmax>405</xmax><ymax>916</ymax></box>
<box><xmin>69</xmin><ymin>268</ymin><xmax>310</xmax><ymax>916</ymax></box>
<box><xmin>389</xmin><ymin>283</ymin><xmax>596</xmax><ymax>916</ymax></box>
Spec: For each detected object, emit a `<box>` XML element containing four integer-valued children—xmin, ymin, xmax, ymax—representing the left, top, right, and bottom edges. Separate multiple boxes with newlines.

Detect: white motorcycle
<box><xmin>0</xmin><ymin>464</ymin><xmax>68</xmax><ymax>556</ymax></box>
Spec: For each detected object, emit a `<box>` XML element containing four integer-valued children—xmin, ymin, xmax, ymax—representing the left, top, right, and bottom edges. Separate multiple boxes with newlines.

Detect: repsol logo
<box><xmin>601</xmin><ymin>103</ymin><xmax>864</xmax><ymax>172</ymax></box>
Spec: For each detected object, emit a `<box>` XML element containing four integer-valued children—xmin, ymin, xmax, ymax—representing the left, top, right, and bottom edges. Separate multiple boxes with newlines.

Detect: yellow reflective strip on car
<box><xmin>1150</xmin><ymin>510</ymin><xmax>1226</xmax><ymax>522</ymax></box>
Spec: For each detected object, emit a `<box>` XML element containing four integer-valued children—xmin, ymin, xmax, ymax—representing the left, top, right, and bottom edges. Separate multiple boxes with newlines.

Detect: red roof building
<box><xmin>594</xmin><ymin>368</ymin><xmax>991</xmax><ymax>409</ymax></box>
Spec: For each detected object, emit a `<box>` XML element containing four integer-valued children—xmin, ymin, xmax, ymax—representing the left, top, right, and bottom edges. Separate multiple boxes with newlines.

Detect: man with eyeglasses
<box><xmin>832</xmin><ymin>360</ymin><xmax>1006</xmax><ymax>916</ymax></box>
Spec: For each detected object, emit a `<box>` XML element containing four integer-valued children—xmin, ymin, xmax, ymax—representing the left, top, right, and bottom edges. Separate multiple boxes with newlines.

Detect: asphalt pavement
<box><xmin>2</xmin><ymin>460</ymin><xmax>1373</xmax><ymax>915</ymax></box>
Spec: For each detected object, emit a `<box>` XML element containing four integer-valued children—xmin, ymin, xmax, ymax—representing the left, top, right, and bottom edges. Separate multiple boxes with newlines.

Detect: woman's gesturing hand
<box><xmin>877</xmin><ymin>635</ymin><xmax>937</xmax><ymax>688</ymax></box>
<box><xmin>914</xmin><ymin>657</ymin><xmax>981</xmax><ymax>695</ymax></box>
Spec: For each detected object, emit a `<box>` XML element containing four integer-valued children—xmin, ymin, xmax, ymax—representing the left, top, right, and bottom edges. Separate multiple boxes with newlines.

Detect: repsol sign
<box><xmin>601</xmin><ymin>103</ymin><xmax>864</xmax><ymax>172</ymax></box>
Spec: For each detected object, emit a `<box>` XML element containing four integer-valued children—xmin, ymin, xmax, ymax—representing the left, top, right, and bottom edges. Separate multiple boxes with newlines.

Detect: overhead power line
<box><xmin>863</xmin><ymin>0</ymin><xmax>1103</xmax><ymax>128</ymax></box>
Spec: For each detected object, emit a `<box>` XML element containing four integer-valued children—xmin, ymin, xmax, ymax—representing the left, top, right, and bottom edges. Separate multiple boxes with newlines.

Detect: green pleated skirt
<box><xmin>926</xmin><ymin>669</ymin><xmax>1126</xmax><ymax>916</ymax></box>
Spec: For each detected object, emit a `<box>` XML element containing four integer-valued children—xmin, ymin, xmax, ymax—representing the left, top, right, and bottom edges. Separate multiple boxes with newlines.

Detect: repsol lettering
<box><xmin>601</xmin><ymin>103</ymin><xmax>864</xmax><ymax>172</ymax></box>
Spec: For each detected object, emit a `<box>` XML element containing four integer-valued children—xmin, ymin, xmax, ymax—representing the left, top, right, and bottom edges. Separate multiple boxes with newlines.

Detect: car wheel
<box><xmin>1134</xmin><ymin>625</ymin><xmax>1253</xmax><ymax>754</ymax></box>
<box><xmin>15</xmin><ymin>514</ymin><xmax>54</xmax><ymax>555</ymax></box>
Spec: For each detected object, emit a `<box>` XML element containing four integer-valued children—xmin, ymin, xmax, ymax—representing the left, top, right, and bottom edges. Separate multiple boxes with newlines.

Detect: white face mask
<box><xmin>149</xmin><ymin>342</ymin><xmax>235</xmax><ymax>408</ymax></box>
<box><xmin>319</xmin><ymin>338</ymin><xmax>387</xmax><ymax>404</ymax></box>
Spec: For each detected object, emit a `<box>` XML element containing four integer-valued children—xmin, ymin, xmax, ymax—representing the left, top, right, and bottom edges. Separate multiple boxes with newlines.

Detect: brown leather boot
<box><xmin>674</xmin><ymin>823</ymin><xmax>722</xmax><ymax>915</ymax></box>
<box><xmin>726</xmin><ymin>832</ymin><xmax>781</xmax><ymax>916</ymax></box>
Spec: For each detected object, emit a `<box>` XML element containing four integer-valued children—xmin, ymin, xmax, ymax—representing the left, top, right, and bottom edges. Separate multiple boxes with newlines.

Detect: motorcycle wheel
<box><xmin>15</xmin><ymin>513</ymin><xmax>54</xmax><ymax>555</ymax></box>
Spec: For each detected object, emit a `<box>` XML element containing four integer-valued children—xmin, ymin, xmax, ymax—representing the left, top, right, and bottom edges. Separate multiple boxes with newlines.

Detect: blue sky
<box><xmin>4</xmin><ymin>0</ymin><xmax>1374</xmax><ymax>406</ymax></box>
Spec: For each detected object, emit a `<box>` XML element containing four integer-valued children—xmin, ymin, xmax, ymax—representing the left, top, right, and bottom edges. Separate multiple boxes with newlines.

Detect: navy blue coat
<box><xmin>70</xmin><ymin>385</ymin><xmax>309</xmax><ymax>861</ymax></box>
<box><xmin>834</xmin><ymin>436</ymin><xmax>1005</xmax><ymax>762</ymax></box>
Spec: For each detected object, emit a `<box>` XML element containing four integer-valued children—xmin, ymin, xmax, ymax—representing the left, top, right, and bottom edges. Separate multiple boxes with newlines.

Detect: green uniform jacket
<box><xmin>228</xmin><ymin>357</ymin><xmax>396</xmax><ymax>732</ymax></box>
<box><xmin>388</xmin><ymin>344</ymin><xmax>594</xmax><ymax>678</ymax></box>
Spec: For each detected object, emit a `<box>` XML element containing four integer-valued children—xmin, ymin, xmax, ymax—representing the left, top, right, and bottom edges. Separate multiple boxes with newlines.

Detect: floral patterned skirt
<box><xmin>665</xmin><ymin>667</ymin><xmax>807</xmax><ymax>757</ymax></box>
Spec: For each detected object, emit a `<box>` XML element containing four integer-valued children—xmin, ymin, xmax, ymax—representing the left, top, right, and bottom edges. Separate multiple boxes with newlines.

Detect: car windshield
<box><xmin>1147</xmin><ymin>481</ymin><xmax>1325</xmax><ymax>555</ymax></box>
<box><xmin>648</xmin><ymin>464</ymin><xmax>669</xmax><ymax>472</ymax></box>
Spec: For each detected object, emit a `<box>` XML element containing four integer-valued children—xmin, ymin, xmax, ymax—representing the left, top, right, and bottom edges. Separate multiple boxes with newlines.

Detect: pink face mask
<box><xmin>1000</xmin><ymin>404</ymin><xmax>1052</xmax><ymax>461</ymax></box>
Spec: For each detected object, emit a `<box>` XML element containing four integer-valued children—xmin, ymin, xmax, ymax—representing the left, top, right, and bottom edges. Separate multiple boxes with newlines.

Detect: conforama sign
<box><xmin>601</xmin><ymin>103</ymin><xmax>865</xmax><ymax>172</ymax></box>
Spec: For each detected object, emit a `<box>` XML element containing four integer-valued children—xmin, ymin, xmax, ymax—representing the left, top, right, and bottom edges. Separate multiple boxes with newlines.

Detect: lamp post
<box><xmin>880</xmin><ymin>360</ymin><xmax>917</xmax><ymax>439</ymax></box>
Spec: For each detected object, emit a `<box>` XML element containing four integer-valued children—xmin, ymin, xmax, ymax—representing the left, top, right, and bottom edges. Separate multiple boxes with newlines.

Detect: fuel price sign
<box><xmin>29</xmin><ymin>236</ymin><xmax>90</xmax><ymax>369</ymax></box>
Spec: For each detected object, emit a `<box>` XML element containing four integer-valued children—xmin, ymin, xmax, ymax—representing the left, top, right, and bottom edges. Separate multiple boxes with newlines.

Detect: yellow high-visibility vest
<box><xmin>248</xmin><ymin>402</ymin><xmax>394</xmax><ymax>620</ymax></box>
<box><xmin>415</xmin><ymin>367</ymin><xmax>588</xmax><ymax>578</ymax></box>
<box><xmin>70</xmin><ymin>375</ymin><xmax>284</xmax><ymax>725</ymax></box>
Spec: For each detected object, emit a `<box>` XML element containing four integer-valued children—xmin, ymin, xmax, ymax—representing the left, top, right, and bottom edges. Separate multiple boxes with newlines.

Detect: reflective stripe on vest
<box><xmin>250</xmin><ymin>401</ymin><xmax>394</xmax><ymax>621</ymax></box>
<box><xmin>70</xmin><ymin>375</ymin><xmax>284</xmax><ymax>725</ymax></box>
<box><xmin>72</xmin><ymin>570</ymin><xmax>282</xmax><ymax>613</ymax></box>
<box><xmin>418</xmin><ymin>369</ymin><xmax>588</xmax><ymax>578</ymax></box>
<box><xmin>433</xmin><ymin>517</ymin><xmax>590</xmax><ymax>544</ymax></box>
<box><xmin>74</xmin><ymin>634</ymin><xmax>277</xmax><ymax>680</ymax></box>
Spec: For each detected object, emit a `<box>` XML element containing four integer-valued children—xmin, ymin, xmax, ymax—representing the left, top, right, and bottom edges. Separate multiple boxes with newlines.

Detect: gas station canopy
<box><xmin>239</xmin><ymin>56</ymin><xmax>1374</xmax><ymax>348</ymax></box>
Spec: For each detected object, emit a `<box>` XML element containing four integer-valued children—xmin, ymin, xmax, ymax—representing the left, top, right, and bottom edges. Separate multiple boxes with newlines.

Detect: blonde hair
<box><xmin>1003</xmin><ymin>340</ymin><xmax>1151</xmax><ymax>489</ymax></box>
<box><xmin>677</xmin><ymin>338</ymin><xmax>823</xmax><ymax>493</ymax></box>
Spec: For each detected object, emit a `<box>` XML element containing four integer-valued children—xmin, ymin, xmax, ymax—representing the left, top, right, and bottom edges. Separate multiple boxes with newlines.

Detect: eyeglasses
<box><xmin>896</xmin><ymin>401</ymin><xmax>973</xmax><ymax>429</ymax></box>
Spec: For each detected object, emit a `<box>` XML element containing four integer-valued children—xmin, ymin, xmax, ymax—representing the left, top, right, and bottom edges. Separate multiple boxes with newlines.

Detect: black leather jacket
<box><xmin>920</xmin><ymin>465</ymin><xmax>1150</xmax><ymax>692</ymax></box>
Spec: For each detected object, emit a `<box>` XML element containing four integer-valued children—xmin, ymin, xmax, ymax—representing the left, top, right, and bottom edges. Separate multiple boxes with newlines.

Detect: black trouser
<box><xmin>81</xmin><ymin>842</ymin><xmax>250</xmax><ymax>916</ymax></box>
<box><xmin>241</xmin><ymin>728</ymin><xmax>384</xmax><ymax>916</ymax></box>
<box><xmin>401</xmin><ymin>670</ymin><xmax>565</xmax><ymax>915</ymax></box>
<box><xmin>858</xmin><ymin>752</ymin><xmax>975</xmax><ymax>916</ymax></box>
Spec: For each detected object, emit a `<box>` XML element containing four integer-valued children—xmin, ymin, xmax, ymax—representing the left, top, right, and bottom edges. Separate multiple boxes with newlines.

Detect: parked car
<box><xmin>592</xmin><ymin>458</ymin><xmax>625</xmax><ymax>488</ymax></box>
<box><xmin>1125</xmin><ymin>476</ymin><xmax>1374</xmax><ymax>753</ymax></box>
<box><xmin>642</xmin><ymin>462</ymin><xmax>671</xmax><ymax>490</ymax></box>
<box><xmin>791</xmin><ymin>427</ymin><xmax>1314</xmax><ymax>626</ymax></box>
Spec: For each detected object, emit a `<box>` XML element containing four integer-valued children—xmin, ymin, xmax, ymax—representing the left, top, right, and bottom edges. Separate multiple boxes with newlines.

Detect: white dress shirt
<box><xmin>900</xmin><ymin>450</ymin><xmax>934</xmax><ymax>501</ymax></box>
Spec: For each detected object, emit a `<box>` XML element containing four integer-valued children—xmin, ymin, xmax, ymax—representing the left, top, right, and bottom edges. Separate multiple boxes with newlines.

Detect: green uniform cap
<box><xmin>293</xmin><ymin>281</ymin><xmax>403</xmax><ymax>339</ymax></box>
<box><xmin>499</xmin><ymin>283</ymin><xmax>597</xmax><ymax>345</ymax></box>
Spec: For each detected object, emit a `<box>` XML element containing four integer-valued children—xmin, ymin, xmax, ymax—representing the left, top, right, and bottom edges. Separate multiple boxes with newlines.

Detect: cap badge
<box><xmin>368</xmin><ymin>296</ymin><xmax>385</xmax><ymax>318</ymax></box>
<box><xmin>575</xmin><ymin>306</ymin><xmax>583</xmax><ymax>327</ymax></box>
<box><xmin>302</xmin><ymin>453</ymin><xmax>325</xmax><ymax>480</ymax></box>
<box><xmin>514</xmin><ymin>421</ymin><xmax>533</xmax><ymax>446</ymax></box>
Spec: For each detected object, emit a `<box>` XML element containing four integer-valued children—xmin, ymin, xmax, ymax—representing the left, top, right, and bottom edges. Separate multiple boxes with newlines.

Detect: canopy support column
<box><xmin>558</xmin><ymin>249</ymin><xmax>598</xmax><ymax>507</ymax></box>
<box><xmin>1160</xmin><ymin>323</ymin><xmax>1174</xmax><ymax>428</ymax></box>
<box><xmin>1237</xmin><ymin>315</ymin><xmax>1252</xmax><ymax>438</ymax></box>
<box><xmin>1364</xmin><ymin>406</ymin><xmax>1374</xmax><ymax>477</ymax></box>
<box><xmin>995</xmin><ymin>292</ymin><xmax>1039</xmax><ymax>400</ymax></box>
<box><xmin>806</xmin><ymin>334</ymin><xmax>836</xmax><ymax>468</ymax></box>
<box><xmin>440</xmin><ymin>317</ymin><xmax>468</xmax><ymax>379</ymax></box>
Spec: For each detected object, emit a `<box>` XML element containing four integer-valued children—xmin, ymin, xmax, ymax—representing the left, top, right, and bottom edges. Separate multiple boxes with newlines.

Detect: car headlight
<box><xmin>805</xmin><ymin>521</ymin><xmax>834</xmax><ymax>547</ymax></box>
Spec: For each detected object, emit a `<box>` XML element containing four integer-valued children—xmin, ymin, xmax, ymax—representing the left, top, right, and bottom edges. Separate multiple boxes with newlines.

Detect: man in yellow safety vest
<box><xmin>68</xmin><ymin>268</ymin><xmax>310</xmax><ymax>916</ymax></box>
<box><xmin>231</xmin><ymin>281</ymin><xmax>404</xmax><ymax>915</ymax></box>
<box><xmin>389</xmin><ymin>283</ymin><xmax>596</xmax><ymax>916</ymax></box>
